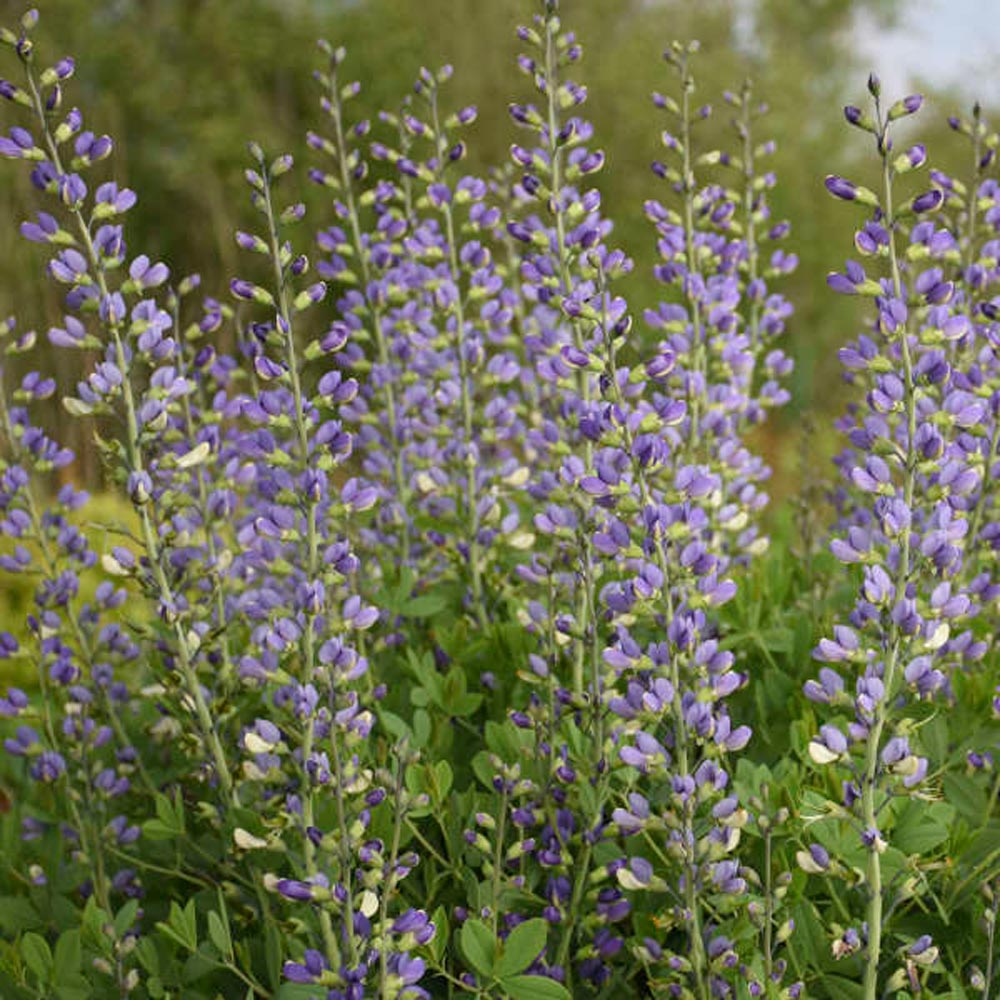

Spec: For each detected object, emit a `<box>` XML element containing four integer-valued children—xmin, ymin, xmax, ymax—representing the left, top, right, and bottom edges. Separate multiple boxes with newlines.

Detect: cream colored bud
<box><xmin>234</xmin><ymin>828</ymin><xmax>269</xmax><ymax>850</ymax></box>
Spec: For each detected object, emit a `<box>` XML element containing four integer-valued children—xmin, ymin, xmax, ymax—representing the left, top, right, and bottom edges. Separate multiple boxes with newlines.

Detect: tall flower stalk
<box><xmin>1</xmin><ymin>10</ymin><xmax>235</xmax><ymax>805</ymax></box>
<box><xmin>309</xmin><ymin>42</ymin><xmax>415</xmax><ymax>569</ymax></box>
<box><xmin>810</xmin><ymin>78</ymin><xmax>982</xmax><ymax>997</ymax></box>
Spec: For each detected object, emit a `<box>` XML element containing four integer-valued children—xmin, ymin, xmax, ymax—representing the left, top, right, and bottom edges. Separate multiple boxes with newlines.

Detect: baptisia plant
<box><xmin>0</xmin><ymin>11</ymin><xmax>274</xmax><ymax>996</ymax></box>
<box><xmin>359</xmin><ymin>62</ymin><xmax>530</xmax><ymax>630</ymax></box>
<box><xmin>0</xmin><ymin>8</ymin><xmax>431</xmax><ymax>996</ymax></box>
<box><xmin>601</xmin><ymin>43</ymin><xmax>796</xmax><ymax>1000</ymax></box>
<box><xmin>0</xmin><ymin>8</ymin><xmax>244</xmax><ymax>810</ymax></box>
<box><xmin>930</xmin><ymin>105</ymin><xmax>1000</xmax><ymax>670</ymax></box>
<box><xmin>922</xmin><ymin>101</ymin><xmax>1000</xmax><ymax>996</ymax></box>
<box><xmin>228</xmin><ymin>143</ymin><xmax>435</xmax><ymax>998</ymax></box>
<box><xmin>806</xmin><ymin>77</ymin><xmax>984</xmax><ymax>998</ymax></box>
<box><xmin>461</xmin><ymin>7</ymin><xmax>796</xmax><ymax>997</ymax></box>
<box><xmin>455</xmin><ymin>5</ymin><xmax>667</xmax><ymax>994</ymax></box>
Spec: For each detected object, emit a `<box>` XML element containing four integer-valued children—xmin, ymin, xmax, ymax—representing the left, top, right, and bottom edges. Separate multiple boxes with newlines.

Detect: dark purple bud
<box><xmin>911</xmin><ymin>189</ymin><xmax>943</xmax><ymax>214</ymax></box>
<box><xmin>888</xmin><ymin>94</ymin><xmax>923</xmax><ymax>120</ymax></box>
<box><xmin>825</xmin><ymin>175</ymin><xmax>857</xmax><ymax>201</ymax></box>
<box><xmin>275</xmin><ymin>878</ymin><xmax>314</xmax><ymax>901</ymax></box>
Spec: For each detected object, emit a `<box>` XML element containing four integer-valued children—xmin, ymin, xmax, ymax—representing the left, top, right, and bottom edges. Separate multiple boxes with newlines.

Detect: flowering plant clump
<box><xmin>0</xmin><ymin>3</ymin><xmax>999</xmax><ymax>1000</ymax></box>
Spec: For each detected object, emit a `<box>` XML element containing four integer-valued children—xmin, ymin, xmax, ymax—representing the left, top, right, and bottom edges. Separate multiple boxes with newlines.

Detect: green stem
<box><xmin>541</xmin><ymin>10</ymin><xmax>595</xmax><ymax>696</ymax></box>
<box><xmin>763</xmin><ymin>829</ymin><xmax>774</xmax><ymax>983</ymax></box>
<box><xmin>219</xmin><ymin>958</ymin><xmax>273</xmax><ymax>999</ymax></box>
<box><xmin>555</xmin><ymin>839</ymin><xmax>592</xmax><ymax>990</ymax></box>
<box><xmin>104</xmin><ymin>844</ymin><xmax>210</xmax><ymax>889</ymax></box>
<box><xmin>860</xmin><ymin>113</ymin><xmax>917</xmax><ymax>1000</ymax></box>
<box><xmin>986</xmin><ymin>882</ymin><xmax>998</xmax><ymax>1000</ymax></box>
<box><xmin>325</xmin><ymin>65</ymin><xmax>412</xmax><ymax>566</ymax></box>
<box><xmin>378</xmin><ymin>755</ymin><xmax>407</xmax><ymax>996</ymax></box>
<box><xmin>404</xmin><ymin>817</ymin><xmax>456</xmax><ymax>874</ymax></box>
<box><xmin>258</xmin><ymin>162</ymin><xmax>344</xmax><ymax>971</ymax></box>
<box><xmin>427</xmin><ymin>85</ymin><xmax>488</xmax><ymax>629</ymax></box>
<box><xmin>174</xmin><ymin>300</ymin><xmax>233</xmax><ymax>683</ymax></box>
<box><xmin>678</xmin><ymin>56</ymin><xmax>706</xmax><ymax>457</ymax></box>
<box><xmin>490</xmin><ymin>784</ymin><xmax>510</xmax><ymax>939</ymax></box>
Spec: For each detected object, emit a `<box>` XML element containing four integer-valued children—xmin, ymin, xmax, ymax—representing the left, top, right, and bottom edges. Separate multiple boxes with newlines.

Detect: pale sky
<box><xmin>854</xmin><ymin>0</ymin><xmax>1000</xmax><ymax>105</ymax></box>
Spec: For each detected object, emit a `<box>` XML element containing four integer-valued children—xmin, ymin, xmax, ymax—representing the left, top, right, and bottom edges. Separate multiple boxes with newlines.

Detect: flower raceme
<box><xmin>808</xmin><ymin>78</ymin><xmax>989</xmax><ymax>999</ymax></box>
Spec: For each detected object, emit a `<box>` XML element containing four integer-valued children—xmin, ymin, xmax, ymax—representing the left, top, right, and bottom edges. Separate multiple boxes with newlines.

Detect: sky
<box><xmin>854</xmin><ymin>0</ymin><xmax>1000</xmax><ymax>105</ymax></box>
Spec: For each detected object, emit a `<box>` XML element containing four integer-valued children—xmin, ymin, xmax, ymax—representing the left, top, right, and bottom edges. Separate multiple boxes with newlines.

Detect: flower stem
<box><xmin>542</xmin><ymin>9</ymin><xmax>596</xmax><ymax>697</ymax></box>
<box><xmin>258</xmin><ymin>159</ymin><xmax>346</xmax><ymax>971</ymax></box>
<box><xmin>324</xmin><ymin>64</ymin><xmax>412</xmax><ymax>566</ymax></box>
<box><xmin>763</xmin><ymin>828</ymin><xmax>774</xmax><ymax>983</ymax></box>
<box><xmin>427</xmin><ymin>84</ymin><xmax>488</xmax><ymax>628</ymax></box>
<box><xmin>378</xmin><ymin>752</ymin><xmax>407</xmax><ymax>996</ymax></box>
<box><xmin>985</xmin><ymin>881</ymin><xmax>998</xmax><ymax>1000</ymax></box>
<box><xmin>678</xmin><ymin>54</ymin><xmax>707</xmax><ymax>457</ymax></box>
<box><xmin>739</xmin><ymin>80</ymin><xmax>765</xmax><ymax>412</ymax></box>
<box><xmin>860</xmin><ymin>110</ymin><xmax>917</xmax><ymax>1000</ymax></box>
<box><xmin>596</xmin><ymin>265</ymin><xmax>708</xmax><ymax>998</ymax></box>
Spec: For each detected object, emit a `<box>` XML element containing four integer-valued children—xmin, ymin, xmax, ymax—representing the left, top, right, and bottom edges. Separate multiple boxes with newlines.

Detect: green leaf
<box><xmin>113</xmin><ymin>900</ymin><xmax>141</xmax><ymax>939</ymax></box>
<box><xmin>207</xmin><ymin>911</ymin><xmax>232</xmax><ymax>959</ymax></box>
<box><xmin>141</xmin><ymin>818</ymin><xmax>178</xmax><ymax>841</ymax></box>
<box><xmin>451</xmin><ymin>692</ymin><xmax>484</xmax><ymax>717</ymax></box>
<box><xmin>961</xmin><ymin>820</ymin><xmax>1000</xmax><ymax>870</ymax></box>
<box><xmin>265</xmin><ymin>923</ymin><xmax>283</xmax><ymax>990</ymax></box>
<box><xmin>52</xmin><ymin>930</ymin><xmax>81</xmax><ymax>983</ymax></box>
<box><xmin>497</xmin><ymin>918</ymin><xmax>548</xmax><ymax>978</ymax></box>
<box><xmin>822</xmin><ymin>974</ymin><xmax>866</xmax><ymax>1000</ymax></box>
<box><xmin>471</xmin><ymin>751</ymin><xmax>494</xmax><ymax>790</ymax></box>
<box><xmin>413</xmin><ymin>708</ymin><xmax>431</xmax><ymax>748</ymax></box>
<box><xmin>946</xmin><ymin>970</ymin><xmax>972</xmax><ymax>1000</ymax></box>
<box><xmin>892</xmin><ymin>799</ymin><xmax>953</xmax><ymax>855</ymax></box>
<box><xmin>459</xmin><ymin>918</ymin><xmax>496</xmax><ymax>977</ymax></box>
<box><xmin>146</xmin><ymin>790</ymin><xmax>186</xmax><ymax>841</ymax></box>
<box><xmin>81</xmin><ymin>897</ymin><xmax>109</xmax><ymax>951</ymax></box>
<box><xmin>156</xmin><ymin>900</ymin><xmax>198</xmax><ymax>954</ymax></box>
<box><xmin>182</xmin><ymin>899</ymin><xmax>198</xmax><ymax>952</ymax></box>
<box><xmin>430</xmin><ymin>906</ymin><xmax>449</xmax><ymax>964</ymax></box>
<box><xmin>943</xmin><ymin>772</ymin><xmax>987</xmax><ymax>825</ymax></box>
<box><xmin>277</xmin><ymin>985</ymin><xmax>326</xmax><ymax>999</ymax></box>
<box><xmin>786</xmin><ymin>900</ymin><xmax>829</xmax><ymax>976</ymax></box>
<box><xmin>134</xmin><ymin>938</ymin><xmax>161</xmax><ymax>976</ymax></box>
<box><xmin>54</xmin><ymin>984</ymin><xmax>90</xmax><ymax>1000</ymax></box>
<box><xmin>155</xmin><ymin>790</ymin><xmax>186</xmax><ymax>834</ymax></box>
<box><xmin>20</xmin><ymin>932</ymin><xmax>52</xmax><ymax>982</ymax></box>
<box><xmin>921</xmin><ymin>712</ymin><xmax>949</xmax><ymax>764</ymax></box>
<box><xmin>399</xmin><ymin>593</ymin><xmax>448</xmax><ymax>617</ymax></box>
<box><xmin>501</xmin><ymin>974</ymin><xmax>571</xmax><ymax>1000</ymax></box>
<box><xmin>0</xmin><ymin>897</ymin><xmax>42</xmax><ymax>934</ymax></box>
<box><xmin>432</xmin><ymin>760</ymin><xmax>453</xmax><ymax>802</ymax></box>
<box><xmin>377</xmin><ymin>709</ymin><xmax>411</xmax><ymax>741</ymax></box>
